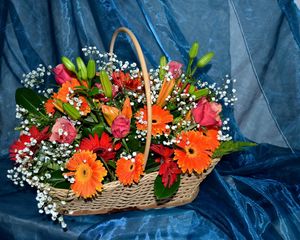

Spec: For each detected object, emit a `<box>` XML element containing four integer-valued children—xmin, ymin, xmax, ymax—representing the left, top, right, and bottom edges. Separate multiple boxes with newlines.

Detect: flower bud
<box><xmin>61</xmin><ymin>56</ymin><xmax>76</xmax><ymax>73</ymax></box>
<box><xmin>197</xmin><ymin>52</ymin><xmax>214</xmax><ymax>68</ymax></box>
<box><xmin>121</xmin><ymin>97</ymin><xmax>132</xmax><ymax>119</ymax></box>
<box><xmin>101</xmin><ymin>105</ymin><xmax>119</xmax><ymax>126</ymax></box>
<box><xmin>76</xmin><ymin>57</ymin><xmax>87</xmax><ymax>80</ymax></box>
<box><xmin>99</xmin><ymin>70</ymin><xmax>113</xmax><ymax>98</ymax></box>
<box><xmin>63</xmin><ymin>103</ymin><xmax>81</xmax><ymax>120</ymax></box>
<box><xmin>87</xmin><ymin>59</ymin><xmax>96</xmax><ymax>80</ymax></box>
<box><xmin>189</xmin><ymin>42</ymin><xmax>199</xmax><ymax>59</ymax></box>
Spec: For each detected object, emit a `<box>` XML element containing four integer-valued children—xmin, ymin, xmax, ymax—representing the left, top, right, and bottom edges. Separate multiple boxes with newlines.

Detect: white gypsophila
<box><xmin>21</xmin><ymin>64</ymin><xmax>52</xmax><ymax>90</ymax></box>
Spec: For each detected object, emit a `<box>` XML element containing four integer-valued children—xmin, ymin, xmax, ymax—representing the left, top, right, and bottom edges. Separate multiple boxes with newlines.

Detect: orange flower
<box><xmin>135</xmin><ymin>105</ymin><xmax>173</xmax><ymax>136</ymax></box>
<box><xmin>174</xmin><ymin>129</ymin><xmax>220</xmax><ymax>174</ymax></box>
<box><xmin>101</xmin><ymin>105</ymin><xmax>120</xmax><ymax>126</ymax></box>
<box><xmin>116</xmin><ymin>153</ymin><xmax>144</xmax><ymax>185</ymax></box>
<box><xmin>45</xmin><ymin>99</ymin><xmax>56</xmax><ymax>115</ymax></box>
<box><xmin>121</xmin><ymin>97</ymin><xmax>132</xmax><ymax>119</ymax></box>
<box><xmin>156</xmin><ymin>78</ymin><xmax>176</xmax><ymax>107</ymax></box>
<box><xmin>53</xmin><ymin>78</ymin><xmax>91</xmax><ymax>115</ymax></box>
<box><xmin>65</xmin><ymin>150</ymin><xmax>107</xmax><ymax>199</ymax></box>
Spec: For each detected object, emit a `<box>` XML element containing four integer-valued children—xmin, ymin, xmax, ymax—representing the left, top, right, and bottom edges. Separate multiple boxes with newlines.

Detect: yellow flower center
<box><xmin>75</xmin><ymin>163</ymin><xmax>92</xmax><ymax>182</ymax></box>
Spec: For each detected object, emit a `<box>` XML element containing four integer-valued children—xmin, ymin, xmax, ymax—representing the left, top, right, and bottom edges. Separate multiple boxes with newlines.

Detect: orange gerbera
<box><xmin>116</xmin><ymin>153</ymin><xmax>144</xmax><ymax>185</ymax></box>
<box><xmin>135</xmin><ymin>105</ymin><xmax>173</xmax><ymax>136</ymax></box>
<box><xmin>65</xmin><ymin>150</ymin><xmax>107</xmax><ymax>199</ymax></box>
<box><xmin>174</xmin><ymin>129</ymin><xmax>220</xmax><ymax>174</ymax></box>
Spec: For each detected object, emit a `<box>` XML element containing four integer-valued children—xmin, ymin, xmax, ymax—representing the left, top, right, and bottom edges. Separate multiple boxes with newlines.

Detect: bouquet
<box><xmin>8</xmin><ymin>28</ymin><xmax>254</xmax><ymax>228</ymax></box>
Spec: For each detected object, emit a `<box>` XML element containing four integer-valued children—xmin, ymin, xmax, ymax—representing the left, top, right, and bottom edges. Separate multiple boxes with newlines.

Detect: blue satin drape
<box><xmin>0</xmin><ymin>0</ymin><xmax>299</xmax><ymax>239</ymax></box>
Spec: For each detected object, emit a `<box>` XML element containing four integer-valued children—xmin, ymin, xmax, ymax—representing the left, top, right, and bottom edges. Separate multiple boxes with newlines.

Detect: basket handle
<box><xmin>109</xmin><ymin>27</ymin><xmax>152</xmax><ymax>169</ymax></box>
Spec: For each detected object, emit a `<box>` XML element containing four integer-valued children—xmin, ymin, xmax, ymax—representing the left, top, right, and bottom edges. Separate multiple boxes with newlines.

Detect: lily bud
<box><xmin>197</xmin><ymin>52</ymin><xmax>215</xmax><ymax>68</ymax></box>
<box><xmin>76</xmin><ymin>57</ymin><xmax>88</xmax><ymax>80</ymax></box>
<box><xmin>159</xmin><ymin>56</ymin><xmax>167</xmax><ymax>80</ymax></box>
<box><xmin>87</xmin><ymin>59</ymin><xmax>96</xmax><ymax>80</ymax></box>
<box><xmin>63</xmin><ymin>103</ymin><xmax>81</xmax><ymax>120</ymax></box>
<box><xmin>99</xmin><ymin>70</ymin><xmax>113</xmax><ymax>98</ymax></box>
<box><xmin>61</xmin><ymin>56</ymin><xmax>76</xmax><ymax>73</ymax></box>
<box><xmin>121</xmin><ymin>97</ymin><xmax>132</xmax><ymax>119</ymax></box>
<box><xmin>189</xmin><ymin>42</ymin><xmax>199</xmax><ymax>59</ymax></box>
<box><xmin>101</xmin><ymin>105</ymin><xmax>119</xmax><ymax>126</ymax></box>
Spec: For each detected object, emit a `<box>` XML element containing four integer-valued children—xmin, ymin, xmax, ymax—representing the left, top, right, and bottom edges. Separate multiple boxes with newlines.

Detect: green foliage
<box><xmin>212</xmin><ymin>141</ymin><xmax>257</xmax><ymax>158</ymax></box>
<box><xmin>15</xmin><ymin>88</ymin><xmax>46</xmax><ymax>117</ymax></box>
<box><xmin>154</xmin><ymin>174</ymin><xmax>181</xmax><ymax>200</ymax></box>
<box><xmin>76</xmin><ymin>57</ymin><xmax>88</xmax><ymax>80</ymax></box>
<box><xmin>47</xmin><ymin>170</ymin><xmax>70</xmax><ymax>189</ymax></box>
<box><xmin>87</xmin><ymin>59</ymin><xmax>96</xmax><ymax>80</ymax></box>
<box><xmin>62</xmin><ymin>103</ymin><xmax>81</xmax><ymax>120</ymax></box>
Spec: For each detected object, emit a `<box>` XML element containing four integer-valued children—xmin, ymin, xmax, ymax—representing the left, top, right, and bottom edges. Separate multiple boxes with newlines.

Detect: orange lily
<box><xmin>101</xmin><ymin>105</ymin><xmax>120</xmax><ymax>126</ymax></box>
<box><xmin>121</xmin><ymin>97</ymin><xmax>132</xmax><ymax>119</ymax></box>
<box><xmin>156</xmin><ymin>78</ymin><xmax>176</xmax><ymax>107</ymax></box>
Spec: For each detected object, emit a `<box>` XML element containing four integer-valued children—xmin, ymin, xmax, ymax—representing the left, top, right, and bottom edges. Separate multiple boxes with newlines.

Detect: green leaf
<box><xmin>145</xmin><ymin>165</ymin><xmax>160</xmax><ymax>174</ymax></box>
<box><xmin>88</xmin><ymin>87</ymin><xmax>102</xmax><ymax>96</ymax></box>
<box><xmin>154</xmin><ymin>174</ymin><xmax>181</xmax><ymax>200</ymax></box>
<box><xmin>92</xmin><ymin>123</ymin><xmax>105</xmax><ymax>137</ymax></box>
<box><xmin>15</xmin><ymin>88</ymin><xmax>46</xmax><ymax>117</ymax></box>
<box><xmin>82</xmin><ymin>128</ymin><xmax>92</xmax><ymax>137</ymax></box>
<box><xmin>212</xmin><ymin>141</ymin><xmax>257</xmax><ymax>158</ymax></box>
<box><xmin>192</xmin><ymin>88</ymin><xmax>209</xmax><ymax>100</ymax></box>
<box><xmin>126</xmin><ymin>134</ymin><xmax>144</xmax><ymax>152</ymax></box>
<box><xmin>47</xmin><ymin>170</ymin><xmax>70</xmax><ymax>189</ymax></box>
<box><xmin>107</xmin><ymin>160</ymin><xmax>116</xmax><ymax>169</ymax></box>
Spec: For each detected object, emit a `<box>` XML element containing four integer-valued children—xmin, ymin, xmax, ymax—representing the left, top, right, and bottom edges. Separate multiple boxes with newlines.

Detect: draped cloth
<box><xmin>0</xmin><ymin>0</ymin><xmax>299</xmax><ymax>239</ymax></box>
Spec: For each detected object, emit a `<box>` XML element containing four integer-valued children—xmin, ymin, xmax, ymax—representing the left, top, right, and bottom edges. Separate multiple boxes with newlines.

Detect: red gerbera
<box><xmin>79</xmin><ymin>132</ymin><xmax>122</xmax><ymax>161</ymax></box>
<box><xmin>9</xmin><ymin>126</ymin><xmax>50</xmax><ymax>161</ymax></box>
<box><xmin>150</xmin><ymin>144</ymin><xmax>181</xmax><ymax>188</ymax></box>
<box><xmin>112</xmin><ymin>71</ymin><xmax>142</xmax><ymax>91</ymax></box>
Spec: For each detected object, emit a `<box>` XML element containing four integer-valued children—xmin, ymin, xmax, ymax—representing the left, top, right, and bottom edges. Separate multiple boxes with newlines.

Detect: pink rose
<box><xmin>49</xmin><ymin>118</ymin><xmax>77</xmax><ymax>144</ymax></box>
<box><xmin>168</xmin><ymin>61</ymin><xmax>183</xmax><ymax>79</ymax></box>
<box><xmin>111</xmin><ymin>115</ymin><xmax>130</xmax><ymax>138</ymax></box>
<box><xmin>192</xmin><ymin>97</ymin><xmax>222</xmax><ymax>127</ymax></box>
<box><xmin>53</xmin><ymin>64</ymin><xmax>74</xmax><ymax>85</ymax></box>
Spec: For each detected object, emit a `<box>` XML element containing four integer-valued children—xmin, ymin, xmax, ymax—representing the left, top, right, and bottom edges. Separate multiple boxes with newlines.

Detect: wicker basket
<box><xmin>49</xmin><ymin>27</ymin><xmax>221</xmax><ymax>216</ymax></box>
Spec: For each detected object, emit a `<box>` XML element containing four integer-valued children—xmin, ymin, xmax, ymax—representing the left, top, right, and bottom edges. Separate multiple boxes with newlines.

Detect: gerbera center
<box><xmin>76</xmin><ymin>163</ymin><xmax>92</xmax><ymax>182</ymax></box>
<box><xmin>188</xmin><ymin>148</ymin><xmax>195</xmax><ymax>154</ymax></box>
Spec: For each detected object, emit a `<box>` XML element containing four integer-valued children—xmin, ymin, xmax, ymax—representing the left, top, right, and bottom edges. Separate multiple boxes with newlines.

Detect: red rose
<box><xmin>111</xmin><ymin>115</ymin><xmax>130</xmax><ymax>138</ymax></box>
<box><xmin>192</xmin><ymin>97</ymin><xmax>222</xmax><ymax>127</ymax></box>
<box><xmin>53</xmin><ymin>64</ymin><xmax>74</xmax><ymax>85</ymax></box>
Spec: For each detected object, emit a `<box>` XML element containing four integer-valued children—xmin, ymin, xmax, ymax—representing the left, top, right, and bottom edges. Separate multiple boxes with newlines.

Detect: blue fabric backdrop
<box><xmin>0</xmin><ymin>0</ymin><xmax>300</xmax><ymax>239</ymax></box>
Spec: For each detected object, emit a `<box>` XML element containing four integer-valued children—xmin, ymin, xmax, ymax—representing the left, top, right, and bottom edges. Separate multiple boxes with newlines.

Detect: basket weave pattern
<box><xmin>50</xmin><ymin>158</ymin><xmax>220</xmax><ymax>215</ymax></box>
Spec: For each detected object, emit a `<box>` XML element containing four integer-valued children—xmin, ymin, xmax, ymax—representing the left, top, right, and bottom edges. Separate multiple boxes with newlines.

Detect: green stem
<box><xmin>122</xmin><ymin>138</ymin><xmax>130</xmax><ymax>153</ymax></box>
<box><xmin>186</xmin><ymin>59</ymin><xmax>193</xmax><ymax>75</ymax></box>
<box><xmin>191</xmin><ymin>66</ymin><xmax>198</xmax><ymax>76</ymax></box>
<box><xmin>100</xmin><ymin>157</ymin><xmax>116</xmax><ymax>181</ymax></box>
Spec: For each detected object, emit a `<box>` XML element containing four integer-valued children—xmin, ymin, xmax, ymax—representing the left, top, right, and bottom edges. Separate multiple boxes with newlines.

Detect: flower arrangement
<box><xmin>8</xmin><ymin>30</ymin><xmax>255</xmax><ymax>228</ymax></box>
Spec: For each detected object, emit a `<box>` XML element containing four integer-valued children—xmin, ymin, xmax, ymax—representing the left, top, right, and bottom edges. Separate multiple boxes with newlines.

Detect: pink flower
<box><xmin>50</xmin><ymin>118</ymin><xmax>77</xmax><ymax>144</ymax></box>
<box><xmin>111</xmin><ymin>115</ymin><xmax>130</xmax><ymax>138</ymax></box>
<box><xmin>192</xmin><ymin>97</ymin><xmax>222</xmax><ymax>127</ymax></box>
<box><xmin>53</xmin><ymin>64</ymin><xmax>74</xmax><ymax>85</ymax></box>
<box><xmin>168</xmin><ymin>61</ymin><xmax>183</xmax><ymax>79</ymax></box>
